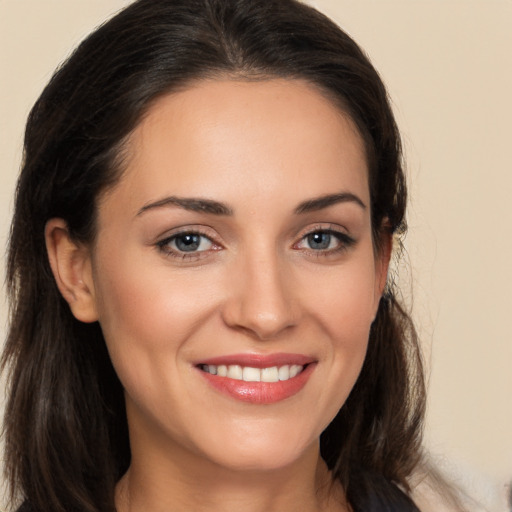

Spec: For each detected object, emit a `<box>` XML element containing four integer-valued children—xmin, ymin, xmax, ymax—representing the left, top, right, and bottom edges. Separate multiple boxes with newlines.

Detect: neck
<box><xmin>116</xmin><ymin>428</ymin><xmax>348</xmax><ymax>512</ymax></box>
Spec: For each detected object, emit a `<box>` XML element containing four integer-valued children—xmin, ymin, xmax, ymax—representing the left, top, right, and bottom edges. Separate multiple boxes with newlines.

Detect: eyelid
<box><xmin>295</xmin><ymin>223</ymin><xmax>351</xmax><ymax>241</ymax></box>
<box><xmin>155</xmin><ymin>226</ymin><xmax>223</xmax><ymax>260</ymax></box>
<box><xmin>293</xmin><ymin>224</ymin><xmax>356</xmax><ymax>253</ymax></box>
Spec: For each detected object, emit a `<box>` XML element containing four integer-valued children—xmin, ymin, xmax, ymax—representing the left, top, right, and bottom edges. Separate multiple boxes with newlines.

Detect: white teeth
<box><xmin>278</xmin><ymin>365</ymin><xmax>290</xmax><ymax>381</ymax></box>
<box><xmin>289</xmin><ymin>364</ymin><xmax>302</xmax><ymax>378</ymax></box>
<box><xmin>202</xmin><ymin>364</ymin><xmax>304</xmax><ymax>382</ymax></box>
<box><xmin>227</xmin><ymin>365</ymin><xmax>243</xmax><ymax>380</ymax></box>
<box><xmin>261</xmin><ymin>366</ymin><xmax>279</xmax><ymax>383</ymax></box>
<box><xmin>242</xmin><ymin>367</ymin><xmax>261</xmax><ymax>382</ymax></box>
<box><xmin>216</xmin><ymin>365</ymin><xmax>228</xmax><ymax>377</ymax></box>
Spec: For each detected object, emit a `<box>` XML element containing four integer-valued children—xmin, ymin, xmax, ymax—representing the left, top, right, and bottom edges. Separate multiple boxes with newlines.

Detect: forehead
<box><xmin>101</xmin><ymin>78</ymin><xmax>369</xmax><ymax>215</ymax></box>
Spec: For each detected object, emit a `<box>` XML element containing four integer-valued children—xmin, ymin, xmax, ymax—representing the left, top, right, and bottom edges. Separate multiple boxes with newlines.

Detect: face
<box><xmin>83</xmin><ymin>79</ymin><xmax>388</xmax><ymax>472</ymax></box>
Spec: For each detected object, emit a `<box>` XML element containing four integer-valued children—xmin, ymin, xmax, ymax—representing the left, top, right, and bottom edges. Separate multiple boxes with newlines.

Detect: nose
<box><xmin>221</xmin><ymin>250</ymin><xmax>299</xmax><ymax>340</ymax></box>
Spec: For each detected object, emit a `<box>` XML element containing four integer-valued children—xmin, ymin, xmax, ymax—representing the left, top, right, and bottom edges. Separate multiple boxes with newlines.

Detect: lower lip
<box><xmin>197</xmin><ymin>364</ymin><xmax>316</xmax><ymax>404</ymax></box>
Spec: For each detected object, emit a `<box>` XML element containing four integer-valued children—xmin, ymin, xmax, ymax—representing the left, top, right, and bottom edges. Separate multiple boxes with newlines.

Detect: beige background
<box><xmin>1</xmin><ymin>1</ymin><xmax>511</xmax><ymax>510</ymax></box>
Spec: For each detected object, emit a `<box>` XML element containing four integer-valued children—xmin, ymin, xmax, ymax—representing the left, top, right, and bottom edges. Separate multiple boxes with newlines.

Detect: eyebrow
<box><xmin>294</xmin><ymin>192</ymin><xmax>366</xmax><ymax>214</ymax></box>
<box><xmin>136</xmin><ymin>196</ymin><xmax>233</xmax><ymax>216</ymax></box>
<box><xmin>136</xmin><ymin>191</ymin><xmax>366</xmax><ymax>218</ymax></box>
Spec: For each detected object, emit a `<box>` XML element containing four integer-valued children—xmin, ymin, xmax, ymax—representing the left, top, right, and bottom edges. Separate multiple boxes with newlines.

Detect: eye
<box><xmin>295</xmin><ymin>228</ymin><xmax>355</xmax><ymax>253</ymax></box>
<box><xmin>157</xmin><ymin>231</ymin><xmax>215</xmax><ymax>257</ymax></box>
<box><xmin>172</xmin><ymin>233</ymin><xmax>212</xmax><ymax>252</ymax></box>
<box><xmin>304</xmin><ymin>231</ymin><xmax>337</xmax><ymax>250</ymax></box>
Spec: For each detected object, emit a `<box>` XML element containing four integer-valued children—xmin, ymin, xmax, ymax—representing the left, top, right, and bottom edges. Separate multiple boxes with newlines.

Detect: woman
<box><xmin>2</xmin><ymin>0</ymin><xmax>426</xmax><ymax>511</ymax></box>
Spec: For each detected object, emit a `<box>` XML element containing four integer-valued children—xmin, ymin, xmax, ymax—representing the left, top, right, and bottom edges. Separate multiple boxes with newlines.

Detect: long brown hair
<box><xmin>2</xmin><ymin>1</ymin><xmax>425</xmax><ymax>510</ymax></box>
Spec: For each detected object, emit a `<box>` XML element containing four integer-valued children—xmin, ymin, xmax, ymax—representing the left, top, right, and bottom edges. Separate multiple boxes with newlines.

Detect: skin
<box><xmin>46</xmin><ymin>78</ymin><xmax>390</xmax><ymax>512</ymax></box>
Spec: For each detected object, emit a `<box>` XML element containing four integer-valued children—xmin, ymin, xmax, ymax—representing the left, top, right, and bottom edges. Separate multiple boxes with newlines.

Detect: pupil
<box><xmin>308</xmin><ymin>232</ymin><xmax>330</xmax><ymax>250</ymax></box>
<box><xmin>176</xmin><ymin>234</ymin><xmax>200</xmax><ymax>252</ymax></box>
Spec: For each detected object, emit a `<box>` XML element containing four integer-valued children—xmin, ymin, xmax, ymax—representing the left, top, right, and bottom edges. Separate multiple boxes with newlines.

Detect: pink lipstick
<box><xmin>195</xmin><ymin>353</ymin><xmax>316</xmax><ymax>404</ymax></box>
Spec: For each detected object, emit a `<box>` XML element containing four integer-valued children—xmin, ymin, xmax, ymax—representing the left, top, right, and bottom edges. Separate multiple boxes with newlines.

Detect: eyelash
<box><xmin>156</xmin><ymin>229</ymin><xmax>220</xmax><ymax>261</ymax></box>
<box><xmin>156</xmin><ymin>226</ymin><xmax>355</xmax><ymax>261</ymax></box>
<box><xmin>294</xmin><ymin>227</ymin><xmax>356</xmax><ymax>256</ymax></box>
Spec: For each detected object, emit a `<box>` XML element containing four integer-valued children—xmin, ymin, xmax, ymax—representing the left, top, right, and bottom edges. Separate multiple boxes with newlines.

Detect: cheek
<box><xmin>90</xmin><ymin>251</ymin><xmax>229</xmax><ymax>438</ymax></box>
<box><xmin>90</xmin><ymin>248</ymin><xmax>225</xmax><ymax>399</ymax></box>
<box><xmin>93</xmin><ymin>252</ymin><xmax>218</xmax><ymax>345</ymax></box>
<box><xmin>307</xmin><ymin>257</ymin><xmax>378</xmax><ymax>343</ymax></box>
<box><xmin>303</xmin><ymin>256</ymin><xmax>378</xmax><ymax>408</ymax></box>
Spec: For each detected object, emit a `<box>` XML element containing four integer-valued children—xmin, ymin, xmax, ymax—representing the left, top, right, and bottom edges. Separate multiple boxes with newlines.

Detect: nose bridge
<box><xmin>223</xmin><ymin>242</ymin><xmax>297</xmax><ymax>339</ymax></box>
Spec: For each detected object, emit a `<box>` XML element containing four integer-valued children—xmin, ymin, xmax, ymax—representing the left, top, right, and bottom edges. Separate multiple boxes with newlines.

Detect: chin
<box><xmin>207</xmin><ymin>445</ymin><xmax>312</xmax><ymax>473</ymax></box>
<box><xmin>191</xmin><ymin>420</ymin><xmax>319</xmax><ymax>473</ymax></box>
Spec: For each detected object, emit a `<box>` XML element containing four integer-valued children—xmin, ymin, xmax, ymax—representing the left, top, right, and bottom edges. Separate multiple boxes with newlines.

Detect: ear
<box><xmin>45</xmin><ymin>218</ymin><xmax>98</xmax><ymax>323</ymax></box>
<box><xmin>373</xmin><ymin>227</ymin><xmax>393</xmax><ymax>314</ymax></box>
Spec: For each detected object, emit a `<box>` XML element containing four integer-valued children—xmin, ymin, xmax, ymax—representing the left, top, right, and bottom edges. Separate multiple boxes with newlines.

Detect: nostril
<box><xmin>220</xmin><ymin>262</ymin><xmax>300</xmax><ymax>340</ymax></box>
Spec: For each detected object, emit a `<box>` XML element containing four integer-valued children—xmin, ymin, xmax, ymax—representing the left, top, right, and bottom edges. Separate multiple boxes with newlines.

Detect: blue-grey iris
<box><xmin>307</xmin><ymin>232</ymin><xmax>331</xmax><ymax>250</ymax></box>
<box><xmin>175</xmin><ymin>234</ymin><xmax>201</xmax><ymax>252</ymax></box>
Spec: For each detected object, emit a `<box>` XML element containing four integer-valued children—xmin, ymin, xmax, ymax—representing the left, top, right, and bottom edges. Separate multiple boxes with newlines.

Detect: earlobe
<box><xmin>45</xmin><ymin>219</ymin><xmax>99</xmax><ymax>323</ymax></box>
<box><xmin>373</xmin><ymin>229</ymin><xmax>393</xmax><ymax>316</ymax></box>
<box><xmin>378</xmin><ymin>232</ymin><xmax>393</xmax><ymax>294</ymax></box>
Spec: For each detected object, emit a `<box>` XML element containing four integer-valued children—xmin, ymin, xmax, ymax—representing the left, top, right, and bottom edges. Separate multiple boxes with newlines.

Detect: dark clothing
<box><xmin>16</xmin><ymin>504</ymin><xmax>32</xmax><ymax>512</ymax></box>
<box><xmin>16</xmin><ymin>504</ymin><xmax>34</xmax><ymax>512</ymax></box>
<box><xmin>350</xmin><ymin>471</ymin><xmax>421</xmax><ymax>511</ymax></box>
<box><xmin>354</xmin><ymin>481</ymin><xmax>421</xmax><ymax>511</ymax></box>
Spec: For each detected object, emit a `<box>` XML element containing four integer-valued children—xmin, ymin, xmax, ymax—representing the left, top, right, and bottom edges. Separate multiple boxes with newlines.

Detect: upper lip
<box><xmin>195</xmin><ymin>352</ymin><xmax>316</xmax><ymax>368</ymax></box>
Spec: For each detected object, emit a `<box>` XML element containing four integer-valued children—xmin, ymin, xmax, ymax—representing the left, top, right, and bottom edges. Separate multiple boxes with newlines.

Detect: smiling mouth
<box><xmin>195</xmin><ymin>354</ymin><xmax>315</xmax><ymax>403</ymax></box>
<box><xmin>199</xmin><ymin>364</ymin><xmax>305</xmax><ymax>382</ymax></box>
